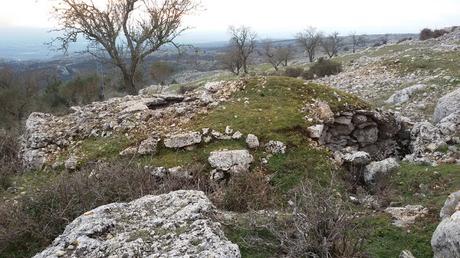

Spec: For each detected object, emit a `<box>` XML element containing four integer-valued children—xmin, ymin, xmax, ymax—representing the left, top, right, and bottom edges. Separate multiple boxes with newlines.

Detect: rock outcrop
<box><xmin>385</xmin><ymin>84</ymin><xmax>427</xmax><ymax>105</ymax></box>
<box><xmin>33</xmin><ymin>190</ymin><xmax>241</xmax><ymax>258</ymax></box>
<box><xmin>407</xmin><ymin>112</ymin><xmax>460</xmax><ymax>164</ymax></box>
<box><xmin>20</xmin><ymin>80</ymin><xmax>247</xmax><ymax>170</ymax></box>
<box><xmin>432</xmin><ymin>190</ymin><xmax>460</xmax><ymax>258</ymax></box>
<box><xmin>433</xmin><ymin>88</ymin><xmax>460</xmax><ymax>123</ymax></box>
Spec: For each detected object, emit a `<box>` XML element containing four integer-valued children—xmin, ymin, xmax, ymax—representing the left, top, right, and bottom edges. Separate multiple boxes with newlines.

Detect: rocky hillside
<box><xmin>315</xmin><ymin>27</ymin><xmax>460</xmax><ymax>122</ymax></box>
<box><xmin>2</xmin><ymin>29</ymin><xmax>460</xmax><ymax>258</ymax></box>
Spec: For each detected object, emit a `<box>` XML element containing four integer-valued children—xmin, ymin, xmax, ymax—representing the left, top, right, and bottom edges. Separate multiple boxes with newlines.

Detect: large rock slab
<box><xmin>164</xmin><ymin>132</ymin><xmax>202</xmax><ymax>149</ymax></box>
<box><xmin>33</xmin><ymin>190</ymin><xmax>241</xmax><ymax>258</ymax></box>
<box><xmin>385</xmin><ymin>84</ymin><xmax>427</xmax><ymax>105</ymax></box>
<box><xmin>433</xmin><ymin>88</ymin><xmax>460</xmax><ymax>123</ymax></box>
<box><xmin>432</xmin><ymin>191</ymin><xmax>460</xmax><ymax>258</ymax></box>
<box><xmin>208</xmin><ymin>150</ymin><xmax>253</xmax><ymax>174</ymax></box>
<box><xmin>364</xmin><ymin>158</ymin><xmax>400</xmax><ymax>185</ymax></box>
<box><xmin>440</xmin><ymin>190</ymin><xmax>460</xmax><ymax>220</ymax></box>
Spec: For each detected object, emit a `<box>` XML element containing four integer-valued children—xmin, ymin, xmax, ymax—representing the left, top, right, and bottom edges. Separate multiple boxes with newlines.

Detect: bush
<box><xmin>267</xmin><ymin>181</ymin><xmax>364</xmax><ymax>258</ymax></box>
<box><xmin>306</xmin><ymin>58</ymin><xmax>342</xmax><ymax>79</ymax></box>
<box><xmin>0</xmin><ymin>131</ymin><xmax>21</xmax><ymax>191</ymax></box>
<box><xmin>284</xmin><ymin>67</ymin><xmax>304</xmax><ymax>78</ymax></box>
<box><xmin>420</xmin><ymin>28</ymin><xmax>448</xmax><ymax>40</ymax></box>
<box><xmin>178</xmin><ymin>84</ymin><xmax>196</xmax><ymax>94</ymax></box>
<box><xmin>219</xmin><ymin>169</ymin><xmax>274</xmax><ymax>212</ymax></box>
<box><xmin>0</xmin><ymin>162</ymin><xmax>214</xmax><ymax>257</ymax></box>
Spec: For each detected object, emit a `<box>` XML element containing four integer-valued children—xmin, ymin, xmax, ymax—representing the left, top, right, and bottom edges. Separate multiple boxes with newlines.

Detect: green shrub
<box><xmin>283</xmin><ymin>67</ymin><xmax>304</xmax><ymax>78</ymax></box>
<box><xmin>305</xmin><ymin>58</ymin><xmax>342</xmax><ymax>79</ymax></box>
<box><xmin>420</xmin><ymin>28</ymin><xmax>448</xmax><ymax>40</ymax></box>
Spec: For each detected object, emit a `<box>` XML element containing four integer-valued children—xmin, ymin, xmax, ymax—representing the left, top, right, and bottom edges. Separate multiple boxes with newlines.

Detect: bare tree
<box><xmin>218</xmin><ymin>47</ymin><xmax>243</xmax><ymax>75</ymax></box>
<box><xmin>150</xmin><ymin>61</ymin><xmax>174</xmax><ymax>86</ymax></box>
<box><xmin>296</xmin><ymin>27</ymin><xmax>323</xmax><ymax>63</ymax></box>
<box><xmin>321</xmin><ymin>32</ymin><xmax>342</xmax><ymax>58</ymax></box>
<box><xmin>228</xmin><ymin>26</ymin><xmax>257</xmax><ymax>74</ymax></box>
<box><xmin>52</xmin><ymin>0</ymin><xmax>198</xmax><ymax>94</ymax></box>
<box><xmin>260</xmin><ymin>40</ymin><xmax>294</xmax><ymax>70</ymax></box>
<box><xmin>350</xmin><ymin>32</ymin><xmax>366</xmax><ymax>53</ymax></box>
<box><xmin>276</xmin><ymin>44</ymin><xmax>294</xmax><ymax>67</ymax></box>
<box><xmin>260</xmin><ymin>40</ymin><xmax>282</xmax><ymax>71</ymax></box>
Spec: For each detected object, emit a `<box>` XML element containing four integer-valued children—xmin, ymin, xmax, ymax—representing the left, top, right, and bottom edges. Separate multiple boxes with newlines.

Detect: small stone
<box><xmin>265</xmin><ymin>141</ymin><xmax>286</xmax><ymax>154</ymax></box>
<box><xmin>225</xmin><ymin>126</ymin><xmax>233</xmax><ymax>135</ymax></box>
<box><xmin>232</xmin><ymin>131</ymin><xmax>243</xmax><ymax>140</ymax></box>
<box><xmin>65</xmin><ymin>156</ymin><xmax>79</xmax><ymax>171</ymax></box>
<box><xmin>307</xmin><ymin>124</ymin><xmax>324</xmax><ymax>139</ymax></box>
<box><xmin>246</xmin><ymin>134</ymin><xmax>259</xmax><ymax>149</ymax></box>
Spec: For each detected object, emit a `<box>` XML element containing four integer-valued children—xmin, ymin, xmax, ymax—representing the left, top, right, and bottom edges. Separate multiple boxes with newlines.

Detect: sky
<box><xmin>0</xmin><ymin>0</ymin><xmax>460</xmax><ymax>42</ymax></box>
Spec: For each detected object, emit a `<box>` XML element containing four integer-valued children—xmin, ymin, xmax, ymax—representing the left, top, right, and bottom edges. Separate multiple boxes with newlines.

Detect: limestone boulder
<box><xmin>33</xmin><ymin>190</ymin><xmax>241</xmax><ymax>258</ymax></box>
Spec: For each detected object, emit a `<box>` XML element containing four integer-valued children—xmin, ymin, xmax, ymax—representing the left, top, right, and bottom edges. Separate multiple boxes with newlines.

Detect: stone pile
<box><xmin>20</xmin><ymin>80</ymin><xmax>247</xmax><ymax>170</ymax></box>
<box><xmin>308</xmin><ymin>108</ymin><xmax>410</xmax><ymax>160</ymax></box>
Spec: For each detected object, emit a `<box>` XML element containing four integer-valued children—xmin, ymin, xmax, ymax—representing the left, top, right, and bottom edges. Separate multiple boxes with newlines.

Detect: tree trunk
<box><xmin>123</xmin><ymin>73</ymin><xmax>137</xmax><ymax>95</ymax></box>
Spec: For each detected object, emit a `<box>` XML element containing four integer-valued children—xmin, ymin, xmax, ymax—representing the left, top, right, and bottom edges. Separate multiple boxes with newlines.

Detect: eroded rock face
<box><xmin>407</xmin><ymin>112</ymin><xmax>460</xmax><ymax>164</ymax></box>
<box><xmin>433</xmin><ymin>88</ymin><xmax>460</xmax><ymax>123</ymax></box>
<box><xmin>33</xmin><ymin>190</ymin><xmax>241</xmax><ymax>258</ymax></box>
<box><xmin>164</xmin><ymin>132</ymin><xmax>202</xmax><ymax>149</ymax></box>
<box><xmin>364</xmin><ymin>158</ymin><xmax>400</xmax><ymax>185</ymax></box>
<box><xmin>208</xmin><ymin>150</ymin><xmax>253</xmax><ymax>175</ymax></box>
<box><xmin>432</xmin><ymin>191</ymin><xmax>460</xmax><ymax>258</ymax></box>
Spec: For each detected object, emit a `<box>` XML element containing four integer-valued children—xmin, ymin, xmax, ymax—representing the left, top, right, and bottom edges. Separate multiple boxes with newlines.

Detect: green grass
<box><xmin>361</xmin><ymin>163</ymin><xmax>460</xmax><ymax>258</ymax></box>
<box><xmin>224</xmin><ymin>226</ymin><xmax>278</xmax><ymax>258</ymax></box>
<box><xmin>360</xmin><ymin>214</ymin><xmax>436</xmax><ymax>258</ymax></box>
<box><xmin>138</xmin><ymin>140</ymin><xmax>247</xmax><ymax>168</ymax></box>
<box><xmin>77</xmin><ymin>135</ymin><xmax>137</xmax><ymax>162</ymax></box>
<box><xmin>189</xmin><ymin>76</ymin><xmax>368</xmax><ymax>141</ymax></box>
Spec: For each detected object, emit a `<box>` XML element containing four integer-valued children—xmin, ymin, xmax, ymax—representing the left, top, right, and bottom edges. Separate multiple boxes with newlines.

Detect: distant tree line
<box><xmin>219</xmin><ymin>26</ymin><xmax>369</xmax><ymax>75</ymax></box>
<box><xmin>0</xmin><ymin>67</ymin><xmax>112</xmax><ymax>130</ymax></box>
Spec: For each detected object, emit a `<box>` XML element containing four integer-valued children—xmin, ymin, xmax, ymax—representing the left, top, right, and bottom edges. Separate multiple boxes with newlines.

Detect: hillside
<box><xmin>1</xmin><ymin>29</ymin><xmax>460</xmax><ymax>258</ymax></box>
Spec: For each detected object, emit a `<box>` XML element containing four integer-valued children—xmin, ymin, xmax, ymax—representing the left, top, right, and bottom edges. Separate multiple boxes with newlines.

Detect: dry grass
<box><xmin>0</xmin><ymin>161</ymin><xmax>214</xmax><ymax>257</ymax></box>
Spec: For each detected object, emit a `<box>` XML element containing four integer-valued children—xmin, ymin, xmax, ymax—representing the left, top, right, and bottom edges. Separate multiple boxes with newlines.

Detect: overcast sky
<box><xmin>1</xmin><ymin>0</ymin><xmax>460</xmax><ymax>41</ymax></box>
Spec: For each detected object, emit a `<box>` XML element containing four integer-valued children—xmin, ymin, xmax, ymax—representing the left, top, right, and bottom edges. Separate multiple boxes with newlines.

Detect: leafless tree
<box><xmin>260</xmin><ymin>40</ymin><xmax>282</xmax><ymax>71</ymax></box>
<box><xmin>228</xmin><ymin>26</ymin><xmax>257</xmax><ymax>74</ymax></box>
<box><xmin>296</xmin><ymin>27</ymin><xmax>323</xmax><ymax>62</ymax></box>
<box><xmin>218</xmin><ymin>47</ymin><xmax>243</xmax><ymax>75</ymax></box>
<box><xmin>350</xmin><ymin>32</ymin><xmax>366</xmax><ymax>53</ymax></box>
<box><xmin>276</xmin><ymin>44</ymin><xmax>294</xmax><ymax>67</ymax></box>
<box><xmin>52</xmin><ymin>0</ymin><xmax>198</xmax><ymax>94</ymax></box>
<box><xmin>321</xmin><ymin>32</ymin><xmax>342</xmax><ymax>58</ymax></box>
